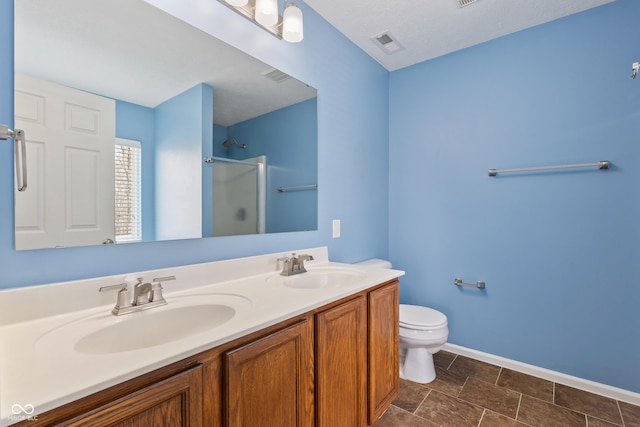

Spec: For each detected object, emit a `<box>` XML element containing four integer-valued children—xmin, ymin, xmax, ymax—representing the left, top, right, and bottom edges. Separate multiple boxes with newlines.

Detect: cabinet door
<box><xmin>61</xmin><ymin>365</ymin><xmax>203</xmax><ymax>427</ymax></box>
<box><xmin>225</xmin><ymin>319</ymin><xmax>314</xmax><ymax>427</ymax></box>
<box><xmin>368</xmin><ymin>281</ymin><xmax>400</xmax><ymax>424</ymax></box>
<box><xmin>316</xmin><ymin>296</ymin><xmax>367</xmax><ymax>427</ymax></box>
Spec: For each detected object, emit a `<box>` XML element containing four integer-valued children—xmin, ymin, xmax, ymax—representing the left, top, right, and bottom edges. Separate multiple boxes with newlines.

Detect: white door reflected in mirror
<box><xmin>14</xmin><ymin>74</ymin><xmax>116</xmax><ymax>250</ymax></box>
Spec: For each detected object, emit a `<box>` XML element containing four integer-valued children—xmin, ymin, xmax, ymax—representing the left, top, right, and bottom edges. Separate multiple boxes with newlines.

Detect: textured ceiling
<box><xmin>304</xmin><ymin>0</ymin><xmax>615</xmax><ymax>71</ymax></box>
<box><xmin>14</xmin><ymin>0</ymin><xmax>316</xmax><ymax>126</ymax></box>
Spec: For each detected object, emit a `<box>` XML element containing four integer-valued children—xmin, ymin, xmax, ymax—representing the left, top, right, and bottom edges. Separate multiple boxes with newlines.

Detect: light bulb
<box><xmin>255</xmin><ymin>0</ymin><xmax>278</xmax><ymax>27</ymax></box>
<box><xmin>283</xmin><ymin>2</ymin><xmax>304</xmax><ymax>43</ymax></box>
<box><xmin>225</xmin><ymin>0</ymin><xmax>249</xmax><ymax>6</ymax></box>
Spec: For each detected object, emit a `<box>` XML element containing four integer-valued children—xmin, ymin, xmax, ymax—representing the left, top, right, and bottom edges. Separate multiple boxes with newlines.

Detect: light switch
<box><xmin>332</xmin><ymin>219</ymin><xmax>341</xmax><ymax>238</ymax></box>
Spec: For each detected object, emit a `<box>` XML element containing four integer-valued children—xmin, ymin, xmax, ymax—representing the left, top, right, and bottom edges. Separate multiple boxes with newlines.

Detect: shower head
<box><xmin>222</xmin><ymin>137</ymin><xmax>246</xmax><ymax>149</ymax></box>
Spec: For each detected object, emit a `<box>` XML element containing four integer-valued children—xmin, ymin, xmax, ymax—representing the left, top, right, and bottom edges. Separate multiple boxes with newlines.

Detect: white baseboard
<box><xmin>442</xmin><ymin>343</ymin><xmax>640</xmax><ymax>406</ymax></box>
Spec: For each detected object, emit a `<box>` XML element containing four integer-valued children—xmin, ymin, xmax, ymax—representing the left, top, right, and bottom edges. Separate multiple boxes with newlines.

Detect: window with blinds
<box><xmin>115</xmin><ymin>138</ymin><xmax>142</xmax><ymax>243</ymax></box>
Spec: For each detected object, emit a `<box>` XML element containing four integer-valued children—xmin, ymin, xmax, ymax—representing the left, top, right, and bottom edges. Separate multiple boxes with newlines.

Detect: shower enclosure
<box><xmin>211</xmin><ymin>155</ymin><xmax>266</xmax><ymax>236</ymax></box>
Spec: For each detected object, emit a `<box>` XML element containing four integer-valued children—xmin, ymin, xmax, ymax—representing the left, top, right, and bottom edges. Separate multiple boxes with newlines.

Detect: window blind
<box><xmin>115</xmin><ymin>138</ymin><xmax>142</xmax><ymax>243</ymax></box>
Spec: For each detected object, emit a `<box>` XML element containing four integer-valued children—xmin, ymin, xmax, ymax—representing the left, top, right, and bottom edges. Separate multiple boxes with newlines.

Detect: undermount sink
<box><xmin>268</xmin><ymin>267</ymin><xmax>366</xmax><ymax>289</ymax></box>
<box><xmin>35</xmin><ymin>293</ymin><xmax>251</xmax><ymax>355</ymax></box>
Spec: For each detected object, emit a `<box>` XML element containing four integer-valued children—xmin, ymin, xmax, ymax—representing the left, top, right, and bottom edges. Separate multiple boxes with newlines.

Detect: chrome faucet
<box><xmin>277</xmin><ymin>253</ymin><xmax>314</xmax><ymax>276</ymax></box>
<box><xmin>99</xmin><ymin>276</ymin><xmax>176</xmax><ymax>315</ymax></box>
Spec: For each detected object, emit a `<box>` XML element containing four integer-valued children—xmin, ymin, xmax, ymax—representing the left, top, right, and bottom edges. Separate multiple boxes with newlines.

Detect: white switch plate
<box><xmin>332</xmin><ymin>219</ymin><xmax>340</xmax><ymax>238</ymax></box>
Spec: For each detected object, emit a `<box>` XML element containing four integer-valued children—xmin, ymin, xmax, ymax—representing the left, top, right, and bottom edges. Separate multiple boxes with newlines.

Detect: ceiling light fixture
<box><xmin>282</xmin><ymin>1</ymin><xmax>304</xmax><ymax>43</ymax></box>
<box><xmin>255</xmin><ymin>0</ymin><xmax>278</xmax><ymax>26</ymax></box>
<box><xmin>220</xmin><ymin>0</ymin><xmax>304</xmax><ymax>43</ymax></box>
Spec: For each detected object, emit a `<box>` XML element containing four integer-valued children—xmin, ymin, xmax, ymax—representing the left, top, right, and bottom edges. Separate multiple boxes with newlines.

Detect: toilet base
<box><xmin>400</xmin><ymin>347</ymin><xmax>436</xmax><ymax>384</ymax></box>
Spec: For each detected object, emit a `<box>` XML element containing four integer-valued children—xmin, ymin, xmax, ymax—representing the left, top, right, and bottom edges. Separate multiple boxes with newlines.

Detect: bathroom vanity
<box><xmin>0</xmin><ymin>248</ymin><xmax>403</xmax><ymax>426</ymax></box>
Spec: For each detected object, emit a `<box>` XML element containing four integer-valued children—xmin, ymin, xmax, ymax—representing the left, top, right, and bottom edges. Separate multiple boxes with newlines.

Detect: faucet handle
<box><xmin>150</xmin><ymin>275</ymin><xmax>175</xmax><ymax>303</ymax></box>
<box><xmin>277</xmin><ymin>255</ymin><xmax>295</xmax><ymax>276</ymax></box>
<box><xmin>99</xmin><ymin>283</ymin><xmax>132</xmax><ymax>312</ymax></box>
<box><xmin>99</xmin><ymin>283</ymin><xmax>127</xmax><ymax>293</ymax></box>
<box><xmin>152</xmin><ymin>275</ymin><xmax>176</xmax><ymax>284</ymax></box>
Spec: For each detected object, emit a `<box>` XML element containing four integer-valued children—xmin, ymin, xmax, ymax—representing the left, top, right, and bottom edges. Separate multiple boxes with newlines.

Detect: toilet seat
<box><xmin>400</xmin><ymin>304</ymin><xmax>447</xmax><ymax>330</ymax></box>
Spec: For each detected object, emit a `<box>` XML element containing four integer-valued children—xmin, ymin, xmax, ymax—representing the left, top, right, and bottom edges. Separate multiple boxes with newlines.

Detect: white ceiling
<box><xmin>304</xmin><ymin>0</ymin><xmax>615</xmax><ymax>71</ymax></box>
<box><xmin>14</xmin><ymin>0</ymin><xmax>316</xmax><ymax>126</ymax></box>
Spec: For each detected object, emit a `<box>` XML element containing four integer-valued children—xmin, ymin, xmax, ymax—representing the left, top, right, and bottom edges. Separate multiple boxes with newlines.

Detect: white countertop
<box><xmin>0</xmin><ymin>247</ymin><xmax>403</xmax><ymax>426</ymax></box>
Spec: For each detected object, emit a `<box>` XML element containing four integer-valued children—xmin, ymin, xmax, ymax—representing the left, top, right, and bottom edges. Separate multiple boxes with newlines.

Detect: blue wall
<box><xmin>0</xmin><ymin>0</ymin><xmax>389</xmax><ymax>287</ymax></box>
<box><xmin>389</xmin><ymin>0</ymin><xmax>640</xmax><ymax>392</ymax></box>
<box><xmin>154</xmin><ymin>83</ymin><xmax>212</xmax><ymax>240</ymax></box>
<box><xmin>115</xmin><ymin>100</ymin><xmax>156</xmax><ymax>241</ymax></box>
<box><xmin>212</xmin><ymin>123</ymin><xmax>229</xmax><ymax>158</ymax></box>
<box><xmin>229</xmin><ymin>98</ymin><xmax>318</xmax><ymax>233</ymax></box>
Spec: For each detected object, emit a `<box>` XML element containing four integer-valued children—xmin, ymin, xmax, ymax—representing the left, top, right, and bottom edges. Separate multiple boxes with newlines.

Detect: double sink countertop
<box><xmin>0</xmin><ymin>247</ymin><xmax>404</xmax><ymax>426</ymax></box>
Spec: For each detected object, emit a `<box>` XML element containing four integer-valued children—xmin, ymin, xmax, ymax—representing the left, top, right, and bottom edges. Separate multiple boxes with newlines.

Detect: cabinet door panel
<box><xmin>62</xmin><ymin>365</ymin><xmax>203</xmax><ymax>427</ymax></box>
<box><xmin>316</xmin><ymin>296</ymin><xmax>367</xmax><ymax>427</ymax></box>
<box><xmin>225</xmin><ymin>319</ymin><xmax>314</xmax><ymax>427</ymax></box>
<box><xmin>368</xmin><ymin>281</ymin><xmax>400</xmax><ymax>424</ymax></box>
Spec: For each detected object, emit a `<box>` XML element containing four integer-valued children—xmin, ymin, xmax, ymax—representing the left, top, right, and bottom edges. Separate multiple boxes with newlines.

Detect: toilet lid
<box><xmin>400</xmin><ymin>304</ymin><xmax>447</xmax><ymax>329</ymax></box>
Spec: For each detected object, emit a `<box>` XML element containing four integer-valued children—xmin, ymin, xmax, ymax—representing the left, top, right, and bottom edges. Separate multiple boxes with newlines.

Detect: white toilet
<box><xmin>354</xmin><ymin>259</ymin><xmax>449</xmax><ymax>384</ymax></box>
<box><xmin>399</xmin><ymin>304</ymin><xmax>449</xmax><ymax>384</ymax></box>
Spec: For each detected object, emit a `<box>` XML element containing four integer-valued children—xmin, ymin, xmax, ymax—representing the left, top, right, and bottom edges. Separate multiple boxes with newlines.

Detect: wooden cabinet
<box><xmin>225</xmin><ymin>318</ymin><xmax>314</xmax><ymax>427</ymax></box>
<box><xmin>20</xmin><ymin>280</ymin><xmax>399</xmax><ymax>427</ymax></box>
<box><xmin>367</xmin><ymin>281</ymin><xmax>400</xmax><ymax>424</ymax></box>
<box><xmin>315</xmin><ymin>280</ymin><xmax>400</xmax><ymax>427</ymax></box>
<box><xmin>58</xmin><ymin>365</ymin><xmax>203</xmax><ymax>427</ymax></box>
<box><xmin>315</xmin><ymin>296</ymin><xmax>367</xmax><ymax>427</ymax></box>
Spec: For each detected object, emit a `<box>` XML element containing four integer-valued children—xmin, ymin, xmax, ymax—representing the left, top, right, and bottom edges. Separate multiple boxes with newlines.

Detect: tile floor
<box><xmin>373</xmin><ymin>351</ymin><xmax>640</xmax><ymax>427</ymax></box>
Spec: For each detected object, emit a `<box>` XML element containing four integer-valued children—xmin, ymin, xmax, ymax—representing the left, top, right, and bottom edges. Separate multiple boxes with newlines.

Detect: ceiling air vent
<box><xmin>371</xmin><ymin>31</ymin><xmax>404</xmax><ymax>55</ymax></box>
<box><xmin>261</xmin><ymin>68</ymin><xmax>291</xmax><ymax>83</ymax></box>
<box><xmin>458</xmin><ymin>0</ymin><xmax>478</xmax><ymax>7</ymax></box>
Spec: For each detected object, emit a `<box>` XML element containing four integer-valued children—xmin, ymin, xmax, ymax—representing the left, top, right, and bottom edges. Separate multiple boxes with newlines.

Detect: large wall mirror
<box><xmin>14</xmin><ymin>0</ymin><xmax>318</xmax><ymax>250</ymax></box>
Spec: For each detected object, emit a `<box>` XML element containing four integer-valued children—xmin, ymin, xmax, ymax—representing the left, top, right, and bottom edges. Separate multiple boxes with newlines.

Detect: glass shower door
<box><xmin>212</xmin><ymin>156</ymin><xmax>265</xmax><ymax>236</ymax></box>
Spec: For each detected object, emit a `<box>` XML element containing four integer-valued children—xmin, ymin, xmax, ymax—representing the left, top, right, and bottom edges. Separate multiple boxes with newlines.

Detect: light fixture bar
<box><xmin>218</xmin><ymin>0</ymin><xmax>283</xmax><ymax>39</ymax></box>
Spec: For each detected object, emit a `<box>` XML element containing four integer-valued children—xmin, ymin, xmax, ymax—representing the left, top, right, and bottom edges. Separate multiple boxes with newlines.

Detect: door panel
<box><xmin>225</xmin><ymin>319</ymin><xmax>314</xmax><ymax>427</ymax></box>
<box><xmin>316</xmin><ymin>296</ymin><xmax>367</xmax><ymax>427</ymax></box>
<box><xmin>368</xmin><ymin>281</ymin><xmax>400</xmax><ymax>424</ymax></box>
<box><xmin>14</xmin><ymin>73</ymin><xmax>115</xmax><ymax>249</ymax></box>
